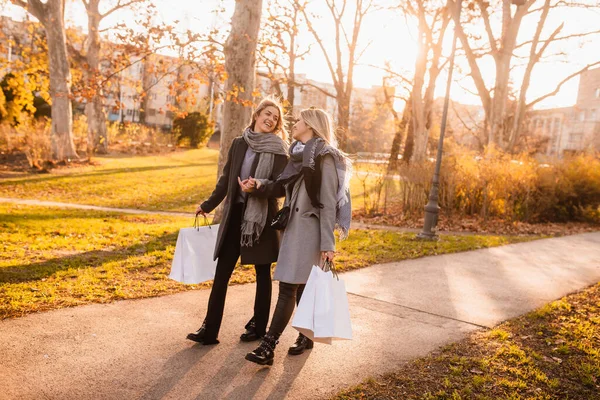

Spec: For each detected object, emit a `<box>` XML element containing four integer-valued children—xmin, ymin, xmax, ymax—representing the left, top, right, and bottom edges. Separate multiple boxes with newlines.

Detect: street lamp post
<box><xmin>417</xmin><ymin>0</ymin><xmax>462</xmax><ymax>240</ymax></box>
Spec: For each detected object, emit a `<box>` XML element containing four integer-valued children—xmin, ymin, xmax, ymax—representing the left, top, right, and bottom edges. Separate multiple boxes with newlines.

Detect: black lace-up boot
<box><xmin>288</xmin><ymin>333</ymin><xmax>314</xmax><ymax>355</ymax></box>
<box><xmin>245</xmin><ymin>333</ymin><xmax>279</xmax><ymax>366</ymax></box>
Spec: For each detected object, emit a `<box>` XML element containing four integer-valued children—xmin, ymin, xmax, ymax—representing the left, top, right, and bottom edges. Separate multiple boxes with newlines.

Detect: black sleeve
<box><xmin>252</xmin><ymin>153</ymin><xmax>288</xmax><ymax>199</ymax></box>
<box><xmin>201</xmin><ymin>140</ymin><xmax>236</xmax><ymax>213</ymax></box>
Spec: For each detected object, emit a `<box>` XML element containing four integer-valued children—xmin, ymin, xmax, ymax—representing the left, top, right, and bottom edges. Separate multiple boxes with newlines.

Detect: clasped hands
<box><xmin>237</xmin><ymin>176</ymin><xmax>336</xmax><ymax>264</ymax></box>
<box><xmin>238</xmin><ymin>176</ymin><xmax>261</xmax><ymax>193</ymax></box>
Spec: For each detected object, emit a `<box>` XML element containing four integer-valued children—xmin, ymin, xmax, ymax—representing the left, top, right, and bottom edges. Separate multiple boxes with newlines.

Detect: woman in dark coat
<box><xmin>186</xmin><ymin>98</ymin><xmax>289</xmax><ymax>345</ymax></box>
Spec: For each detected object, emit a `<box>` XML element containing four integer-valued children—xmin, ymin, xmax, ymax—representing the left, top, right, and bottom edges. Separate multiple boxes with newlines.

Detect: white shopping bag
<box><xmin>169</xmin><ymin>223</ymin><xmax>219</xmax><ymax>284</ymax></box>
<box><xmin>291</xmin><ymin>266</ymin><xmax>319</xmax><ymax>340</ymax></box>
<box><xmin>292</xmin><ymin>264</ymin><xmax>353</xmax><ymax>344</ymax></box>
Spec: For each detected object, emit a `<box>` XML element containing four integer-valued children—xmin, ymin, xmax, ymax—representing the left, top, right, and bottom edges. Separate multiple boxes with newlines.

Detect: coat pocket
<box><xmin>301</xmin><ymin>210</ymin><xmax>320</xmax><ymax>220</ymax></box>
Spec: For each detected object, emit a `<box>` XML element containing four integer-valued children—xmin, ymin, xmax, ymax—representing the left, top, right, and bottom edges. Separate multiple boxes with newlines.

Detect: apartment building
<box><xmin>1</xmin><ymin>16</ymin><xmax>216</xmax><ymax>131</ymax></box>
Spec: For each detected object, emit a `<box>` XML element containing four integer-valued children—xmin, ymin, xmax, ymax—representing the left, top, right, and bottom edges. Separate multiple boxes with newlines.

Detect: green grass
<box><xmin>0</xmin><ymin>203</ymin><xmax>537</xmax><ymax>320</ymax></box>
<box><xmin>334</xmin><ymin>283</ymin><xmax>600</xmax><ymax>400</ymax></box>
<box><xmin>0</xmin><ymin>149</ymin><xmax>219</xmax><ymax>212</ymax></box>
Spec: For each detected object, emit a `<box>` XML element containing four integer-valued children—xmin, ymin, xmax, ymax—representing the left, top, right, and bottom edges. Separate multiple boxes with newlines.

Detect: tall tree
<box><xmin>11</xmin><ymin>0</ymin><xmax>77</xmax><ymax>161</ymax></box>
<box><xmin>406</xmin><ymin>0</ymin><xmax>450</xmax><ymax>162</ymax></box>
<box><xmin>450</xmin><ymin>0</ymin><xmax>600</xmax><ymax>152</ymax></box>
<box><xmin>81</xmin><ymin>0</ymin><xmax>147</xmax><ymax>155</ymax></box>
<box><xmin>218</xmin><ymin>0</ymin><xmax>263</xmax><ymax>179</ymax></box>
<box><xmin>299</xmin><ymin>0</ymin><xmax>373</xmax><ymax>150</ymax></box>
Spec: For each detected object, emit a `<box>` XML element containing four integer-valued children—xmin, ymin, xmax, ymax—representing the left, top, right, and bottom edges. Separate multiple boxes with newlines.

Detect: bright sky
<box><xmin>2</xmin><ymin>0</ymin><xmax>600</xmax><ymax>109</ymax></box>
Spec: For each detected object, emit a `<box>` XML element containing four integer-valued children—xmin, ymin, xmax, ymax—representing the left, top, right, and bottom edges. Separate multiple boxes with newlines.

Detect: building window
<box><xmin>591</xmin><ymin>109</ymin><xmax>597</xmax><ymax>121</ymax></box>
<box><xmin>569</xmin><ymin>132</ymin><xmax>583</xmax><ymax>144</ymax></box>
<box><xmin>126</xmin><ymin>109</ymin><xmax>133</xmax><ymax>116</ymax></box>
<box><xmin>148</xmin><ymin>108</ymin><xmax>156</xmax><ymax>117</ymax></box>
<box><xmin>166</xmin><ymin>111</ymin><xmax>174</xmax><ymax>119</ymax></box>
<box><xmin>579</xmin><ymin>111</ymin><xmax>585</xmax><ymax>121</ymax></box>
<box><xmin>595</xmin><ymin>88</ymin><xmax>600</xmax><ymax>99</ymax></box>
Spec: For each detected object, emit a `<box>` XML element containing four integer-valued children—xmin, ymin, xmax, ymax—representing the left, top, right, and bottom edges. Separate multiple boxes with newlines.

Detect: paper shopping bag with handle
<box><xmin>169</xmin><ymin>215</ymin><xmax>219</xmax><ymax>284</ymax></box>
<box><xmin>292</xmin><ymin>261</ymin><xmax>353</xmax><ymax>344</ymax></box>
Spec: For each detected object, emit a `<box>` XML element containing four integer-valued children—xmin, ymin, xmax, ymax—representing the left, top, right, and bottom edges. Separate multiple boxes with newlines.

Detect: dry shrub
<box><xmin>107</xmin><ymin>122</ymin><xmax>175</xmax><ymax>154</ymax></box>
<box><xmin>376</xmin><ymin>148</ymin><xmax>600</xmax><ymax>224</ymax></box>
<box><xmin>394</xmin><ymin>162</ymin><xmax>433</xmax><ymax>217</ymax></box>
<box><xmin>534</xmin><ymin>155</ymin><xmax>600</xmax><ymax>222</ymax></box>
<box><xmin>72</xmin><ymin>114</ymin><xmax>88</xmax><ymax>153</ymax></box>
<box><xmin>0</xmin><ymin>118</ymin><xmax>51</xmax><ymax>169</ymax></box>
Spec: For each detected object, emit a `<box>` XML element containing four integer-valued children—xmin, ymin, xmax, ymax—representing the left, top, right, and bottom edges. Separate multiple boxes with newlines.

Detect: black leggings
<box><xmin>267</xmin><ymin>282</ymin><xmax>306</xmax><ymax>337</ymax></box>
<box><xmin>203</xmin><ymin>204</ymin><xmax>272</xmax><ymax>340</ymax></box>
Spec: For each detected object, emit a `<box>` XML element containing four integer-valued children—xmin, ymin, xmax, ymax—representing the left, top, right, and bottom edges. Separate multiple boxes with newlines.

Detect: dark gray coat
<box><xmin>201</xmin><ymin>137</ymin><xmax>287</xmax><ymax>265</ymax></box>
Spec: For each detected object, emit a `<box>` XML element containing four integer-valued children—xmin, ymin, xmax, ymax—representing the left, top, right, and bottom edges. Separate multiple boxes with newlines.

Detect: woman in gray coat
<box><xmin>239</xmin><ymin>108</ymin><xmax>352</xmax><ymax>365</ymax></box>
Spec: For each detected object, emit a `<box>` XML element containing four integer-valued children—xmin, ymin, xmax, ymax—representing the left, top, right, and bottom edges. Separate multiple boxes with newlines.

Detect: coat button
<box><xmin>295</xmin><ymin>207</ymin><xmax>299</xmax><ymax>212</ymax></box>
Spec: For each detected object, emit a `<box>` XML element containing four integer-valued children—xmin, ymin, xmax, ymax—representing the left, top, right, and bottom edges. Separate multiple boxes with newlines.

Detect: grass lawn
<box><xmin>334</xmin><ymin>283</ymin><xmax>600</xmax><ymax>400</ymax></box>
<box><xmin>0</xmin><ymin>203</ymin><xmax>537</xmax><ymax>320</ymax></box>
<box><xmin>0</xmin><ymin>148</ymin><xmax>378</xmax><ymax>212</ymax></box>
<box><xmin>0</xmin><ymin>149</ymin><xmax>219</xmax><ymax>212</ymax></box>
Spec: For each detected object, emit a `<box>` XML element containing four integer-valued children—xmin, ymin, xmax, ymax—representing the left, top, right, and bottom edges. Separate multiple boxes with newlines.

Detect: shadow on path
<box><xmin>140</xmin><ymin>345</ymin><xmax>216</xmax><ymax>400</ymax></box>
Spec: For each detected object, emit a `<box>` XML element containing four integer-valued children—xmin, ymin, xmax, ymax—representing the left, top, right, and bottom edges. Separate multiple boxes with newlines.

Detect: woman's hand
<box><xmin>238</xmin><ymin>176</ymin><xmax>256</xmax><ymax>193</ymax></box>
<box><xmin>196</xmin><ymin>204</ymin><xmax>206</xmax><ymax>216</ymax></box>
<box><xmin>248</xmin><ymin>177</ymin><xmax>262</xmax><ymax>189</ymax></box>
<box><xmin>321</xmin><ymin>251</ymin><xmax>335</xmax><ymax>263</ymax></box>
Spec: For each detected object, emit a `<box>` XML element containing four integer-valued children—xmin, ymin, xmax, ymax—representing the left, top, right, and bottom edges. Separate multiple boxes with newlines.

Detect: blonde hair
<box><xmin>299</xmin><ymin>107</ymin><xmax>338</xmax><ymax>148</ymax></box>
<box><xmin>247</xmin><ymin>96</ymin><xmax>288</xmax><ymax>141</ymax></box>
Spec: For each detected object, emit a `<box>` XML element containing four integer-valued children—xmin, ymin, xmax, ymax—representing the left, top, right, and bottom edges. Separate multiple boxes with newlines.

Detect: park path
<box><xmin>1</xmin><ymin>232</ymin><xmax>599</xmax><ymax>399</ymax></box>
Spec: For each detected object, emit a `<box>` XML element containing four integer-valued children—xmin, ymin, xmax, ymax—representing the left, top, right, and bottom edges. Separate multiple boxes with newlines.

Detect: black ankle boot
<box><xmin>240</xmin><ymin>317</ymin><xmax>262</xmax><ymax>342</ymax></box>
<box><xmin>245</xmin><ymin>334</ymin><xmax>279</xmax><ymax>366</ymax></box>
<box><xmin>186</xmin><ymin>321</ymin><xmax>220</xmax><ymax>345</ymax></box>
<box><xmin>186</xmin><ymin>320</ymin><xmax>207</xmax><ymax>343</ymax></box>
<box><xmin>288</xmin><ymin>333</ymin><xmax>314</xmax><ymax>355</ymax></box>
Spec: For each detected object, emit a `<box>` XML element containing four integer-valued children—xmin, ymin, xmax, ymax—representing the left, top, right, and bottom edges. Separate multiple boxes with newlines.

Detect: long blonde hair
<box><xmin>247</xmin><ymin>96</ymin><xmax>288</xmax><ymax>141</ymax></box>
<box><xmin>299</xmin><ymin>107</ymin><xmax>338</xmax><ymax>148</ymax></box>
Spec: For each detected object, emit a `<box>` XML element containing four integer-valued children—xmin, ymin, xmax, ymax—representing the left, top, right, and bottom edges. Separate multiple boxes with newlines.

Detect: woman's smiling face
<box><xmin>254</xmin><ymin>106</ymin><xmax>280</xmax><ymax>133</ymax></box>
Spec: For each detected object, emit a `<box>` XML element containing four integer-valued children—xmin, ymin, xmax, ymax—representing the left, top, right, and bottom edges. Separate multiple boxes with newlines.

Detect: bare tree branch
<box><xmin>364</xmin><ymin>64</ymin><xmax>413</xmax><ymax>86</ymax></box>
<box><xmin>296</xmin><ymin>80</ymin><xmax>336</xmax><ymax>99</ymax></box>
<box><xmin>477</xmin><ymin>0</ymin><xmax>498</xmax><ymax>54</ymax></box>
<box><xmin>515</xmin><ymin>29</ymin><xmax>600</xmax><ymax>50</ymax></box>
<box><xmin>527</xmin><ymin>61</ymin><xmax>600</xmax><ymax>108</ymax></box>
<box><xmin>101</xmin><ymin>0</ymin><xmax>146</xmax><ymax>19</ymax></box>
<box><xmin>14</xmin><ymin>0</ymin><xmax>46</xmax><ymax>22</ymax></box>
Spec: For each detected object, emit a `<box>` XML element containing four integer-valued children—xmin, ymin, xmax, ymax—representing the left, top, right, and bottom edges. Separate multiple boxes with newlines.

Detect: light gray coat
<box><xmin>273</xmin><ymin>155</ymin><xmax>338</xmax><ymax>284</ymax></box>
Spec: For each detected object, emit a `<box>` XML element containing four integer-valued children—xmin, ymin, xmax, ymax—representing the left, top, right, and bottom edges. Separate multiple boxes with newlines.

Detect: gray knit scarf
<box><xmin>241</xmin><ymin>128</ymin><xmax>288</xmax><ymax>247</ymax></box>
<box><xmin>274</xmin><ymin>138</ymin><xmax>353</xmax><ymax>240</ymax></box>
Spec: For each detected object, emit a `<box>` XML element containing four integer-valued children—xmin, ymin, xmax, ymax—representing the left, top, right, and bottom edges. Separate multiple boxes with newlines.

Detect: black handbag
<box><xmin>270</xmin><ymin>206</ymin><xmax>290</xmax><ymax>230</ymax></box>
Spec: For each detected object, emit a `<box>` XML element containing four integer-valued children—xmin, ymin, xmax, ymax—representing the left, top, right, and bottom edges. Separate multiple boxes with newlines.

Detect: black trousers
<box><xmin>203</xmin><ymin>203</ymin><xmax>272</xmax><ymax>340</ymax></box>
<box><xmin>267</xmin><ymin>282</ymin><xmax>305</xmax><ymax>338</ymax></box>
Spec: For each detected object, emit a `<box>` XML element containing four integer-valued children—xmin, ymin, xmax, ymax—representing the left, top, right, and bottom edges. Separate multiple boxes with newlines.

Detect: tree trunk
<box><xmin>388</xmin><ymin>93</ymin><xmax>412</xmax><ymax>172</ymax></box>
<box><xmin>216</xmin><ymin>0</ymin><xmax>263</xmax><ymax>220</ymax></box>
<box><xmin>410</xmin><ymin>23</ymin><xmax>428</xmax><ymax>163</ymax></box>
<box><xmin>85</xmin><ymin>0</ymin><xmax>108</xmax><ymax>155</ymax></box>
<box><xmin>337</xmin><ymin>93</ymin><xmax>350</xmax><ymax>149</ymax></box>
<box><xmin>45</xmin><ymin>0</ymin><xmax>77</xmax><ymax>161</ymax></box>
<box><xmin>286</xmin><ymin>65</ymin><xmax>296</xmax><ymax>135</ymax></box>
<box><xmin>402</xmin><ymin>108</ymin><xmax>415</xmax><ymax>165</ymax></box>
<box><xmin>489</xmin><ymin>54</ymin><xmax>511</xmax><ymax>149</ymax></box>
